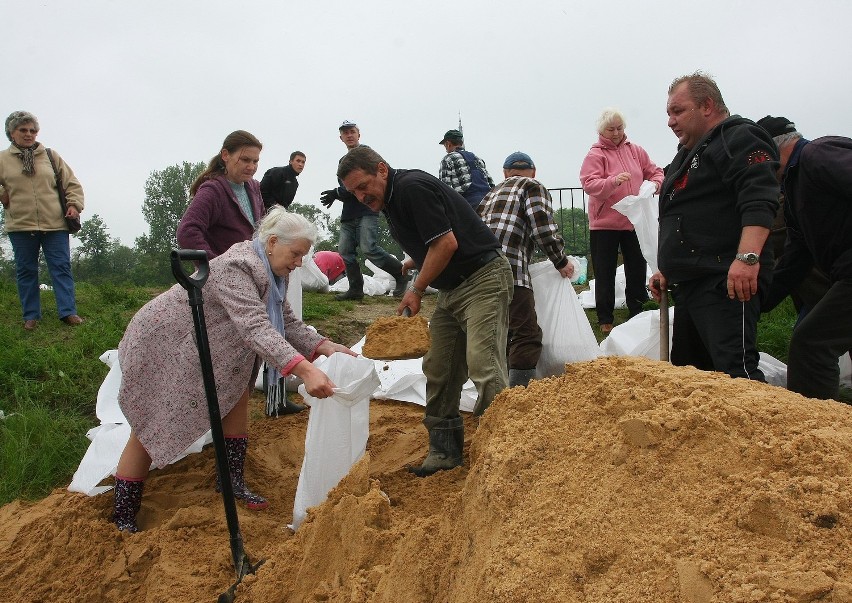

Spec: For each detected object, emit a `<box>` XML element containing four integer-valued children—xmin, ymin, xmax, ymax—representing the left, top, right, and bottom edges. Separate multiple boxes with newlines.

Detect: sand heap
<box><xmin>1</xmin><ymin>357</ymin><xmax>851</xmax><ymax>603</ymax></box>
<box><xmin>361</xmin><ymin>314</ymin><xmax>430</xmax><ymax>360</ymax></box>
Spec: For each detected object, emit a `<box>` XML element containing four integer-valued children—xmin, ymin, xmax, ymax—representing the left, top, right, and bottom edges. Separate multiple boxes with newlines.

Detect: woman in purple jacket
<box><xmin>177</xmin><ymin>130</ymin><xmax>265</xmax><ymax>259</ymax></box>
<box><xmin>112</xmin><ymin>208</ymin><xmax>356</xmax><ymax>533</ymax></box>
<box><xmin>580</xmin><ymin>109</ymin><xmax>664</xmax><ymax>333</ymax></box>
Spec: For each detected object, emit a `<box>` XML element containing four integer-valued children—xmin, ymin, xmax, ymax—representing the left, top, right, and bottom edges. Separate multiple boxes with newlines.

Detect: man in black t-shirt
<box><xmin>338</xmin><ymin>146</ymin><xmax>513</xmax><ymax>477</ymax></box>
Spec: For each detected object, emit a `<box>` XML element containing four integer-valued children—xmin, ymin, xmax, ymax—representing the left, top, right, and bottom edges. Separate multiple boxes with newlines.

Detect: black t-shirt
<box><xmin>383</xmin><ymin>168</ymin><xmax>499</xmax><ymax>289</ymax></box>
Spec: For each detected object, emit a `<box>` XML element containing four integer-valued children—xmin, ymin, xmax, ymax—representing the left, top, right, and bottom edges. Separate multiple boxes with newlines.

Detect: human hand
<box><xmin>558</xmin><ymin>262</ymin><xmax>574</xmax><ymax>279</ymax></box>
<box><xmin>727</xmin><ymin>261</ymin><xmax>759</xmax><ymax>302</ymax></box>
<box><xmin>398</xmin><ymin>290</ymin><xmax>421</xmax><ymax>317</ymax></box>
<box><xmin>292</xmin><ymin>360</ymin><xmax>336</xmax><ymax>398</ymax></box>
<box><xmin>320</xmin><ymin>189</ymin><xmax>339</xmax><ymax>208</ymax></box>
<box><xmin>615</xmin><ymin>172</ymin><xmax>631</xmax><ymax>186</ymax></box>
<box><xmin>401</xmin><ymin>258</ymin><xmax>416</xmax><ymax>275</ymax></box>
<box><xmin>316</xmin><ymin>340</ymin><xmax>357</xmax><ymax>358</ymax></box>
<box><xmin>648</xmin><ymin>272</ymin><xmax>666</xmax><ymax>302</ymax></box>
<box><xmin>66</xmin><ymin>206</ymin><xmax>80</xmax><ymax>219</ymax></box>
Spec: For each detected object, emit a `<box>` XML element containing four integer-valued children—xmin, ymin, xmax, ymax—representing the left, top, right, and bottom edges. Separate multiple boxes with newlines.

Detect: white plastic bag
<box><xmin>298</xmin><ymin>254</ymin><xmax>331</xmax><ymax>293</ymax></box>
<box><xmin>291</xmin><ymin>353</ymin><xmax>381</xmax><ymax>529</ymax></box>
<box><xmin>611</xmin><ymin>179</ymin><xmax>660</xmax><ymax>273</ymax></box>
<box><xmin>530</xmin><ymin>261</ymin><xmax>601</xmax><ymax>378</ymax></box>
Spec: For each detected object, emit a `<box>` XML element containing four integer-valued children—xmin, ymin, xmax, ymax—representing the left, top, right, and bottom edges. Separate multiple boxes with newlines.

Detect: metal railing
<box><xmin>548</xmin><ymin>187</ymin><xmax>590</xmax><ymax>256</ymax></box>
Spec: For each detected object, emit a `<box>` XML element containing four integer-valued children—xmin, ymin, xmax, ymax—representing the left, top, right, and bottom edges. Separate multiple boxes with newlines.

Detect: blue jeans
<box><xmin>423</xmin><ymin>255</ymin><xmax>513</xmax><ymax>418</ymax></box>
<box><xmin>338</xmin><ymin>214</ymin><xmax>402</xmax><ymax>276</ymax></box>
<box><xmin>8</xmin><ymin>231</ymin><xmax>78</xmax><ymax>320</ymax></box>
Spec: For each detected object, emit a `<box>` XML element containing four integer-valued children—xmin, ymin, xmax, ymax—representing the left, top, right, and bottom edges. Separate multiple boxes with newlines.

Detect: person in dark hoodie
<box><xmin>648</xmin><ymin>72</ymin><xmax>779</xmax><ymax>381</ymax></box>
<box><xmin>178</xmin><ymin>130</ymin><xmax>265</xmax><ymax>259</ymax></box>
<box><xmin>259</xmin><ymin>151</ymin><xmax>305</xmax><ymax>209</ymax></box>
<box><xmin>178</xmin><ymin>131</ymin><xmax>307</xmax><ymax>416</ymax></box>
<box><xmin>757</xmin><ymin>116</ymin><xmax>852</xmax><ymax>400</ymax></box>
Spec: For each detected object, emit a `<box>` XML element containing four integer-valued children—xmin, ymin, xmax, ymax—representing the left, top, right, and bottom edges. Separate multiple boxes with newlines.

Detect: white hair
<box><xmin>256</xmin><ymin>206</ymin><xmax>317</xmax><ymax>246</ymax></box>
<box><xmin>773</xmin><ymin>131</ymin><xmax>803</xmax><ymax>149</ymax></box>
<box><xmin>596</xmin><ymin>108</ymin><xmax>627</xmax><ymax>135</ymax></box>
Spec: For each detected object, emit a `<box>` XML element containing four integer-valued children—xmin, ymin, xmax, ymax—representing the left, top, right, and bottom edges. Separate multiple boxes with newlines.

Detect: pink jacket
<box><xmin>579</xmin><ymin>135</ymin><xmax>663</xmax><ymax>230</ymax></box>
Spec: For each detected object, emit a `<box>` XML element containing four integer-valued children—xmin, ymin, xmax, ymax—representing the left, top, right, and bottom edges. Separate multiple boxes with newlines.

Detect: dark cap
<box><xmin>339</xmin><ymin>120</ymin><xmax>358</xmax><ymax>131</ymax></box>
<box><xmin>756</xmin><ymin>115</ymin><xmax>796</xmax><ymax>138</ymax></box>
<box><xmin>439</xmin><ymin>129</ymin><xmax>463</xmax><ymax>144</ymax></box>
<box><xmin>503</xmin><ymin>151</ymin><xmax>535</xmax><ymax>170</ymax></box>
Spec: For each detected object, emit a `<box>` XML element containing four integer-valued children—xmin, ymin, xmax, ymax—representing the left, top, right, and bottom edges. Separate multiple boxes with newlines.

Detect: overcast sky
<box><xmin>5</xmin><ymin>0</ymin><xmax>851</xmax><ymax>247</ymax></box>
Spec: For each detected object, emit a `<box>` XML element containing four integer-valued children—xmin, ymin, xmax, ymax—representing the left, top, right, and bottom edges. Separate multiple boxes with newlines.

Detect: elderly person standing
<box><xmin>580</xmin><ymin>108</ymin><xmax>663</xmax><ymax>333</ymax></box>
<box><xmin>0</xmin><ymin>111</ymin><xmax>84</xmax><ymax>330</ymax></box>
<box><xmin>112</xmin><ymin>208</ymin><xmax>356</xmax><ymax>533</ymax></box>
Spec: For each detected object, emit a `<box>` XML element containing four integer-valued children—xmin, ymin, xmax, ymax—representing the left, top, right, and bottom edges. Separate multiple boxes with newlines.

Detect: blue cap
<box><xmin>503</xmin><ymin>151</ymin><xmax>535</xmax><ymax>169</ymax></box>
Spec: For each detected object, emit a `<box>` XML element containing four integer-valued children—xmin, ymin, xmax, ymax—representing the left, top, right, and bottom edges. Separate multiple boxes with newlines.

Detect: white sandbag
<box><xmin>299</xmin><ymin>254</ymin><xmax>331</xmax><ymax>293</ymax></box>
<box><xmin>365</xmin><ymin>259</ymin><xmax>395</xmax><ymax>294</ymax></box>
<box><xmin>329</xmin><ymin>273</ymin><xmax>389</xmax><ymax>296</ymax></box>
<box><xmin>287</xmin><ymin>265</ymin><xmax>303</xmax><ymax>320</ymax></box>
<box><xmin>96</xmin><ymin>350</ymin><xmax>127</xmax><ymax>424</ymax></box>
<box><xmin>530</xmin><ymin>261</ymin><xmax>601</xmax><ymax>378</ymax></box>
<box><xmin>291</xmin><ymin>353</ymin><xmax>381</xmax><ymax>530</ymax></box>
<box><xmin>350</xmin><ymin>336</ymin><xmax>477</xmax><ymax>412</ymax></box>
<box><xmin>611</xmin><ymin>179</ymin><xmax>660</xmax><ymax>274</ymax></box>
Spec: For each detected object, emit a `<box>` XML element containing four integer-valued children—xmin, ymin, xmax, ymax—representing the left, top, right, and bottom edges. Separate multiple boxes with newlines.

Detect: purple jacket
<box><xmin>177</xmin><ymin>175</ymin><xmax>265</xmax><ymax>259</ymax></box>
<box><xmin>580</xmin><ymin>135</ymin><xmax>663</xmax><ymax>231</ymax></box>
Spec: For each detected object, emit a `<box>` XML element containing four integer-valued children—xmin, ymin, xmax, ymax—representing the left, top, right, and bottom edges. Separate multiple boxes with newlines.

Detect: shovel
<box><xmin>171</xmin><ymin>249</ymin><xmax>264</xmax><ymax>603</ymax></box>
<box><xmin>656</xmin><ymin>279</ymin><xmax>670</xmax><ymax>362</ymax></box>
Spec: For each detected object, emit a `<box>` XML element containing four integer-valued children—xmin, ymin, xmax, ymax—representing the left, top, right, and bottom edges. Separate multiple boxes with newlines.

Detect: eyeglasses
<box><xmin>16</xmin><ymin>128</ymin><xmax>38</xmax><ymax>134</ymax></box>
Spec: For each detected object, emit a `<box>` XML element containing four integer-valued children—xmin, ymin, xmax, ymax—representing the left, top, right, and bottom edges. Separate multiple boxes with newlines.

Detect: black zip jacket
<box><xmin>658</xmin><ymin>116</ymin><xmax>779</xmax><ymax>283</ymax></box>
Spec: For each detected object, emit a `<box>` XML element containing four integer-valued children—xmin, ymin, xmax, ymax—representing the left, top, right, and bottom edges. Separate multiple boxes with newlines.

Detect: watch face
<box><xmin>738</xmin><ymin>253</ymin><xmax>759</xmax><ymax>265</ymax></box>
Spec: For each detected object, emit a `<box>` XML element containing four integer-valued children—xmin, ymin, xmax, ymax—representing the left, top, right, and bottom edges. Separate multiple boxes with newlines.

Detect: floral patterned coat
<box><xmin>118</xmin><ymin>240</ymin><xmax>326</xmax><ymax>467</ymax></box>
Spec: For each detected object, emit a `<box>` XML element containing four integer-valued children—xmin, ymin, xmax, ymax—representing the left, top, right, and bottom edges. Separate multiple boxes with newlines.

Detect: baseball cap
<box><xmin>756</xmin><ymin>116</ymin><xmax>796</xmax><ymax>138</ymax></box>
<box><xmin>503</xmin><ymin>151</ymin><xmax>535</xmax><ymax>170</ymax></box>
<box><xmin>439</xmin><ymin>129</ymin><xmax>463</xmax><ymax>144</ymax></box>
<box><xmin>339</xmin><ymin>120</ymin><xmax>358</xmax><ymax>130</ymax></box>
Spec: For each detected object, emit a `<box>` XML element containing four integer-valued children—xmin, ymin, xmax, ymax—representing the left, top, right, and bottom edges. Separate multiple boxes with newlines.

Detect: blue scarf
<box><xmin>253</xmin><ymin>238</ymin><xmax>287</xmax><ymax>416</ymax></box>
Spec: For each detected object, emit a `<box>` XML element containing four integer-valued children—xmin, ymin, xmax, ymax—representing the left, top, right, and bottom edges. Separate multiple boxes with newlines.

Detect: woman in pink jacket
<box><xmin>580</xmin><ymin>109</ymin><xmax>663</xmax><ymax>333</ymax></box>
<box><xmin>112</xmin><ymin>208</ymin><xmax>356</xmax><ymax>533</ymax></box>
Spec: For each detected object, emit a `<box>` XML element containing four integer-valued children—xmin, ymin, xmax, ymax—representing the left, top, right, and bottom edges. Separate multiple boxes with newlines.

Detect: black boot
<box><xmin>509</xmin><ymin>368</ymin><xmax>536</xmax><ymax>388</ymax></box>
<box><xmin>277</xmin><ymin>394</ymin><xmax>307</xmax><ymax>415</ymax></box>
<box><xmin>408</xmin><ymin>416</ymin><xmax>464</xmax><ymax>477</ymax></box>
<box><xmin>374</xmin><ymin>256</ymin><xmax>407</xmax><ymax>298</ymax></box>
<box><xmin>113</xmin><ymin>476</ymin><xmax>144</xmax><ymax>533</ymax></box>
<box><xmin>335</xmin><ymin>264</ymin><xmax>364</xmax><ymax>301</ymax></box>
<box><xmin>216</xmin><ymin>436</ymin><xmax>269</xmax><ymax>510</ymax></box>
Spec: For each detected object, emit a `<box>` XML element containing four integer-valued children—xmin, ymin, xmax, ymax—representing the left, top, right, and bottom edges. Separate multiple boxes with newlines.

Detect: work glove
<box><xmin>320</xmin><ymin>189</ymin><xmax>339</xmax><ymax>208</ymax></box>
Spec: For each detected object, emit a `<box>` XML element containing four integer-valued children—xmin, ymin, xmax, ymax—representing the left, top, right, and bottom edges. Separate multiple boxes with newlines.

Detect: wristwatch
<box><xmin>735</xmin><ymin>252</ymin><xmax>760</xmax><ymax>266</ymax></box>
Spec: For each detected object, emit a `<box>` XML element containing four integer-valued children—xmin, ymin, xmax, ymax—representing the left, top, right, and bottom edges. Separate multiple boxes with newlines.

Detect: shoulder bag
<box><xmin>45</xmin><ymin>148</ymin><xmax>82</xmax><ymax>234</ymax></box>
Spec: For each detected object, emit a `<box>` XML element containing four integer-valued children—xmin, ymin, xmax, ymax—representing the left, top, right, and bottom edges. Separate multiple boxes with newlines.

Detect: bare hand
<box><xmin>66</xmin><ymin>206</ymin><xmax>80</xmax><ymax>219</ymax></box>
<box><xmin>615</xmin><ymin>172</ymin><xmax>631</xmax><ymax>186</ymax></box>
<box><xmin>398</xmin><ymin>290</ymin><xmax>421</xmax><ymax>316</ymax></box>
<box><xmin>316</xmin><ymin>340</ymin><xmax>357</xmax><ymax>358</ymax></box>
<box><xmin>727</xmin><ymin>261</ymin><xmax>759</xmax><ymax>302</ymax></box>
<box><xmin>401</xmin><ymin>258</ymin><xmax>416</xmax><ymax>275</ymax></box>
<box><xmin>648</xmin><ymin>272</ymin><xmax>667</xmax><ymax>302</ymax></box>
<box><xmin>292</xmin><ymin>360</ymin><xmax>336</xmax><ymax>398</ymax></box>
<box><xmin>558</xmin><ymin>262</ymin><xmax>574</xmax><ymax>279</ymax></box>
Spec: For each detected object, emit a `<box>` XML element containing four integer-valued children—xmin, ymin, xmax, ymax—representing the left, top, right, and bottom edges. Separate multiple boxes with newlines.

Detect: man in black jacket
<box><xmin>259</xmin><ymin>151</ymin><xmax>305</xmax><ymax>209</ymax></box>
<box><xmin>757</xmin><ymin>116</ymin><xmax>852</xmax><ymax>400</ymax></box>
<box><xmin>649</xmin><ymin>72</ymin><xmax>779</xmax><ymax>380</ymax></box>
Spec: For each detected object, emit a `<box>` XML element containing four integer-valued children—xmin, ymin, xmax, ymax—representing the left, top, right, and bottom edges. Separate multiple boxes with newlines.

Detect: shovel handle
<box><xmin>656</xmin><ymin>279</ymin><xmax>670</xmax><ymax>362</ymax></box>
<box><xmin>171</xmin><ymin>249</ymin><xmax>209</xmax><ymax>293</ymax></box>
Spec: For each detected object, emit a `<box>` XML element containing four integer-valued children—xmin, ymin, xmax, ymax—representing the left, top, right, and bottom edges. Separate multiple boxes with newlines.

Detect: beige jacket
<box><xmin>0</xmin><ymin>143</ymin><xmax>84</xmax><ymax>232</ymax></box>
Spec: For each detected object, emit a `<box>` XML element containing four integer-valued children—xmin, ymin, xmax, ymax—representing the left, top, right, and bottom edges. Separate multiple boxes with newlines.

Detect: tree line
<box><xmin>0</xmin><ymin>162</ymin><xmax>589</xmax><ymax>287</ymax></box>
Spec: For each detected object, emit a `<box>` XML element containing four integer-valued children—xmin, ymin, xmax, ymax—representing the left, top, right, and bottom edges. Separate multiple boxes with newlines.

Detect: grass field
<box><xmin>0</xmin><ymin>280</ymin><xmax>810</xmax><ymax>507</ymax></box>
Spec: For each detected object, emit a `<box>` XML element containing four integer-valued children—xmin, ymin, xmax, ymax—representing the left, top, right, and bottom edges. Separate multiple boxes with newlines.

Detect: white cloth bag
<box><xmin>530</xmin><ymin>261</ymin><xmax>601</xmax><ymax>378</ymax></box>
<box><xmin>291</xmin><ymin>353</ymin><xmax>381</xmax><ymax>529</ymax></box>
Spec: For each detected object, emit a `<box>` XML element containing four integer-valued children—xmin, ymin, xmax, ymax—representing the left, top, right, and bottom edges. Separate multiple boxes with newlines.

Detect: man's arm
<box><xmin>439</xmin><ymin>153</ymin><xmax>471</xmax><ymax>193</ymax></box>
<box><xmin>727</xmin><ymin>225</ymin><xmax>770</xmax><ymax>302</ymax></box>
<box><xmin>398</xmin><ymin>231</ymin><xmax>458</xmax><ymax>315</ymax></box>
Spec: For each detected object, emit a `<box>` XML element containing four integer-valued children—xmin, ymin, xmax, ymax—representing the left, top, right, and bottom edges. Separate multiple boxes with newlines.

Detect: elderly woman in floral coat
<box><xmin>112</xmin><ymin>207</ymin><xmax>355</xmax><ymax>533</ymax></box>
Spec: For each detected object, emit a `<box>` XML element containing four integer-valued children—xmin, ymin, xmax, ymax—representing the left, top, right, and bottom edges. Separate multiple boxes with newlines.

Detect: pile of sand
<box><xmin>1</xmin><ymin>357</ymin><xmax>851</xmax><ymax>603</ymax></box>
<box><xmin>361</xmin><ymin>314</ymin><xmax>431</xmax><ymax>360</ymax></box>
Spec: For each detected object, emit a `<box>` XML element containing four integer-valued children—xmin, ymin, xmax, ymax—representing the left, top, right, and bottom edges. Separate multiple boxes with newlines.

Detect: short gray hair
<box><xmin>596</xmin><ymin>108</ymin><xmax>627</xmax><ymax>134</ymax></box>
<box><xmin>773</xmin><ymin>131</ymin><xmax>803</xmax><ymax>149</ymax></box>
<box><xmin>337</xmin><ymin>146</ymin><xmax>387</xmax><ymax>180</ymax></box>
<box><xmin>5</xmin><ymin>111</ymin><xmax>39</xmax><ymax>142</ymax></box>
<box><xmin>256</xmin><ymin>206</ymin><xmax>317</xmax><ymax>246</ymax></box>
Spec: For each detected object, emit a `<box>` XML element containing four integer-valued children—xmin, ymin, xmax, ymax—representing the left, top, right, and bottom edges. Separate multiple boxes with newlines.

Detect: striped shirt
<box><xmin>479</xmin><ymin>176</ymin><xmax>568</xmax><ymax>288</ymax></box>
